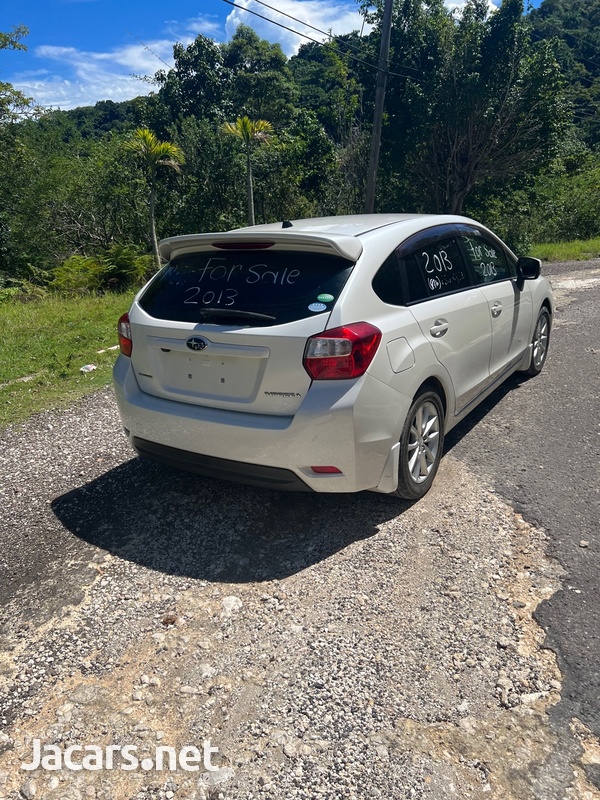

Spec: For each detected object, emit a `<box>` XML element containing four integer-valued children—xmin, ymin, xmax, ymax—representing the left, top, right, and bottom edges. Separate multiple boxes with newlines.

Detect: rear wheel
<box><xmin>393</xmin><ymin>390</ymin><xmax>445</xmax><ymax>500</ymax></box>
<box><xmin>525</xmin><ymin>308</ymin><xmax>550</xmax><ymax>376</ymax></box>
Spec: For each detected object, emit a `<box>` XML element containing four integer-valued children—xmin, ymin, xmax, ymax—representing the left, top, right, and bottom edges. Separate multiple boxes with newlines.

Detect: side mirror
<box><xmin>516</xmin><ymin>256</ymin><xmax>541</xmax><ymax>281</ymax></box>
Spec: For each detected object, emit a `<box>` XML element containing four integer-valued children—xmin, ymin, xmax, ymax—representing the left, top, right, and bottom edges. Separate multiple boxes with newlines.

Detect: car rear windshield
<box><xmin>138</xmin><ymin>249</ymin><xmax>355</xmax><ymax>326</ymax></box>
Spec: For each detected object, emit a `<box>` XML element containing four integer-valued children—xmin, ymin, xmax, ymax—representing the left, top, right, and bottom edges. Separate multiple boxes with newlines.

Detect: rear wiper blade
<box><xmin>199</xmin><ymin>308</ymin><xmax>277</xmax><ymax>321</ymax></box>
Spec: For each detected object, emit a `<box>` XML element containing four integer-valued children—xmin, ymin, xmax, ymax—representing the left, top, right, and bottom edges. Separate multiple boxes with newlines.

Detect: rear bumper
<box><xmin>133</xmin><ymin>438</ymin><xmax>313</xmax><ymax>491</ymax></box>
<box><xmin>113</xmin><ymin>355</ymin><xmax>410</xmax><ymax>493</ymax></box>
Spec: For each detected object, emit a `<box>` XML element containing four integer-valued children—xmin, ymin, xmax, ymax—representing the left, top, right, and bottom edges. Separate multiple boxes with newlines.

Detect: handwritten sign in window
<box><xmin>181</xmin><ymin>258</ymin><xmax>302</xmax><ymax>307</ymax></box>
<box><xmin>404</xmin><ymin>237</ymin><xmax>470</xmax><ymax>303</ymax></box>
<box><xmin>139</xmin><ymin>250</ymin><xmax>354</xmax><ymax>326</ymax></box>
<box><xmin>460</xmin><ymin>235</ymin><xmax>510</xmax><ymax>283</ymax></box>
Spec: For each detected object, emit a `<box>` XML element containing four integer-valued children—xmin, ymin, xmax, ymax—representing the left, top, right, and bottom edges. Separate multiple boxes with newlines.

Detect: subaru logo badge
<box><xmin>186</xmin><ymin>336</ymin><xmax>208</xmax><ymax>351</ymax></box>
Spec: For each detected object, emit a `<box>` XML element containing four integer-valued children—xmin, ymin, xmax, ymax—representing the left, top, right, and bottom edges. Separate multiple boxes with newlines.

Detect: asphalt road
<box><xmin>446</xmin><ymin>259</ymin><xmax>600</xmax><ymax>785</ymax></box>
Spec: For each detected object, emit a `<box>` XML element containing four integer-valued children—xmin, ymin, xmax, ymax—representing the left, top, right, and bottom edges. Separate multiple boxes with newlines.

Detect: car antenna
<box><xmin>282</xmin><ymin>220</ymin><xmax>293</xmax><ymax>228</ymax></box>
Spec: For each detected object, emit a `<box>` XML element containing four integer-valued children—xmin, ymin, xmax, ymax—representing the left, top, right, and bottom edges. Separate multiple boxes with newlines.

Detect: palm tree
<box><xmin>124</xmin><ymin>128</ymin><xmax>185</xmax><ymax>270</ymax></box>
<box><xmin>222</xmin><ymin>116</ymin><xmax>273</xmax><ymax>226</ymax></box>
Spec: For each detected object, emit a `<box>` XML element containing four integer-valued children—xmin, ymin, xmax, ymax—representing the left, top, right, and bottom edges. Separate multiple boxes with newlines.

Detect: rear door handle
<box><xmin>430</xmin><ymin>319</ymin><xmax>449</xmax><ymax>338</ymax></box>
<box><xmin>491</xmin><ymin>302</ymin><xmax>503</xmax><ymax>318</ymax></box>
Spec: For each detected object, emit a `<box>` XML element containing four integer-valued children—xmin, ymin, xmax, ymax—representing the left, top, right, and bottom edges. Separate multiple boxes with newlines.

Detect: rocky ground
<box><xmin>0</xmin><ymin>279</ymin><xmax>599</xmax><ymax>799</ymax></box>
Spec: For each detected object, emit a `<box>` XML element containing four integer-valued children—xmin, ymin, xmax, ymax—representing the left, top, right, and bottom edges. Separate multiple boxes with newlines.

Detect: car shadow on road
<box><xmin>52</xmin><ymin>372</ymin><xmax>532</xmax><ymax>584</ymax></box>
<box><xmin>444</xmin><ymin>371</ymin><xmax>527</xmax><ymax>452</ymax></box>
<box><xmin>51</xmin><ymin>458</ymin><xmax>408</xmax><ymax>583</ymax></box>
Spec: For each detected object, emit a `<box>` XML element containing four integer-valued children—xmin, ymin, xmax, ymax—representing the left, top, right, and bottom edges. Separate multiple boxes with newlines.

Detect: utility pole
<box><xmin>364</xmin><ymin>0</ymin><xmax>394</xmax><ymax>214</ymax></box>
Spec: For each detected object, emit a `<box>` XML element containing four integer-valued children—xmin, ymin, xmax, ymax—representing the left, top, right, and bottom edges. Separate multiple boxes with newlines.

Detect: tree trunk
<box><xmin>149</xmin><ymin>181</ymin><xmax>160</xmax><ymax>271</ymax></box>
<box><xmin>448</xmin><ymin>194</ymin><xmax>464</xmax><ymax>215</ymax></box>
<box><xmin>448</xmin><ymin>183</ymin><xmax>474</xmax><ymax>215</ymax></box>
<box><xmin>246</xmin><ymin>149</ymin><xmax>255</xmax><ymax>226</ymax></box>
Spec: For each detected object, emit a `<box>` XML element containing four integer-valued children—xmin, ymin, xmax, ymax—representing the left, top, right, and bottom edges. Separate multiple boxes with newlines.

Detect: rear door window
<box><xmin>139</xmin><ymin>250</ymin><xmax>355</xmax><ymax>326</ymax></box>
<box><xmin>400</xmin><ymin>235</ymin><xmax>471</xmax><ymax>304</ymax></box>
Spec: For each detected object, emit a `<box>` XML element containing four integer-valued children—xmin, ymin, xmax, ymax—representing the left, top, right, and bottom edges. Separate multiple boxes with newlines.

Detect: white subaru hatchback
<box><xmin>113</xmin><ymin>214</ymin><xmax>552</xmax><ymax>499</ymax></box>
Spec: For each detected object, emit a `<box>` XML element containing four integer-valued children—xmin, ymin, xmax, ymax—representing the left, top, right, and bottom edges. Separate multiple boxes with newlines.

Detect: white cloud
<box><xmin>444</xmin><ymin>0</ymin><xmax>499</xmax><ymax>14</ymax></box>
<box><xmin>15</xmin><ymin>40</ymin><xmax>177</xmax><ymax>109</ymax></box>
<box><xmin>10</xmin><ymin>71</ymin><xmax>150</xmax><ymax>109</ymax></box>
<box><xmin>37</xmin><ymin>40</ymin><xmax>177</xmax><ymax>74</ymax></box>
<box><xmin>225</xmin><ymin>0</ymin><xmax>369</xmax><ymax>57</ymax></box>
<box><xmin>176</xmin><ymin>15</ymin><xmax>224</xmax><ymax>40</ymax></box>
<box><xmin>5</xmin><ymin>13</ymin><xmax>224</xmax><ymax>110</ymax></box>
<box><xmin>9</xmin><ymin>1</ymin><xmax>368</xmax><ymax>109</ymax></box>
<box><xmin>224</xmin><ymin>0</ymin><xmax>500</xmax><ymax>58</ymax></box>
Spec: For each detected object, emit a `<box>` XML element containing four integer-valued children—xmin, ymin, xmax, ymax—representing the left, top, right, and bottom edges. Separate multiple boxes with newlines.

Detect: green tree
<box><xmin>3</xmin><ymin>123</ymin><xmax>150</xmax><ymax>279</ymax></box>
<box><xmin>222</xmin><ymin>26</ymin><xmax>298</xmax><ymax>125</ymax></box>
<box><xmin>222</xmin><ymin>116</ymin><xmax>273</xmax><ymax>225</ymax></box>
<box><xmin>0</xmin><ymin>26</ymin><xmax>39</xmax><ymax>277</ymax></box>
<box><xmin>288</xmin><ymin>38</ymin><xmax>365</xmax><ymax>145</ymax></box>
<box><xmin>155</xmin><ymin>35</ymin><xmax>228</xmax><ymax>126</ymax></box>
<box><xmin>530</xmin><ymin>0</ymin><xmax>600</xmax><ymax>149</ymax></box>
<box><xmin>242</xmin><ymin>111</ymin><xmax>338</xmax><ymax>223</ymax></box>
<box><xmin>166</xmin><ymin>117</ymin><xmax>243</xmax><ymax>234</ymax></box>
<box><xmin>155</xmin><ymin>27</ymin><xmax>299</xmax><ymax>132</ymax></box>
<box><xmin>124</xmin><ymin>127</ymin><xmax>185</xmax><ymax>269</ymax></box>
<box><xmin>0</xmin><ymin>25</ymin><xmax>36</xmax><ymax>124</ymax></box>
<box><xmin>374</xmin><ymin>0</ymin><xmax>568</xmax><ymax>213</ymax></box>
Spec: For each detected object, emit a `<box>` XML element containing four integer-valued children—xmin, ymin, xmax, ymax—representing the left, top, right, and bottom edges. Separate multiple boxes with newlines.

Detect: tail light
<box><xmin>118</xmin><ymin>313</ymin><xmax>133</xmax><ymax>357</ymax></box>
<box><xmin>303</xmin><ymin>322</ymin><xmax>382</xmax><ymax>380</ymax></box>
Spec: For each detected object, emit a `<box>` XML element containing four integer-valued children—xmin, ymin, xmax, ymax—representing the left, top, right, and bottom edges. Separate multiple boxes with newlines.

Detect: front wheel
<box><xmin>393</xmin><ymin>390</ymin><xmax>445</xmax><ymax>500</ymax></box>
<box><xmin>525</xmin><ymin>308</ymin><xmax>550</xmax><ymax>376</ymax></box>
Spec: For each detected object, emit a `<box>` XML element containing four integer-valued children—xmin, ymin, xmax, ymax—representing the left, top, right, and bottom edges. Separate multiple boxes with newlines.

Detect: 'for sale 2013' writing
<box><xmin>183</xmin><ymin>257</ymin><xmax>300</xmax><ymax>306</ymax></box>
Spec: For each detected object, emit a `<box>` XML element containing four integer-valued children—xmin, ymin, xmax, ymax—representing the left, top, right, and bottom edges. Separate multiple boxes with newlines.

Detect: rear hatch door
<box><xmin>129</xmin><ymin>238</ymin><xmax>358</xmax><ymax>416</ymax></box>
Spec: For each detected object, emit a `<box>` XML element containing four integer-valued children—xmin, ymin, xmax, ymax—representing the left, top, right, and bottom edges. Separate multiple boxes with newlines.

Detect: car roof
<box><xmin>233</xmin><ymin>214</ymin><xmax>441</xmax><ymax>237</ymax></box>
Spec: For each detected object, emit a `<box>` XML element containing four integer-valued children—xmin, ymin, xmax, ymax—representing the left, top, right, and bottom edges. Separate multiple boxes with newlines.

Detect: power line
<box><xmin>573</xmin><ymin>110</ymin><xmax>600</xmax><ymax>120</ymax></box>
<box><xmin>127</xmin><ymin>31</ymin><xmax>175</xmax><ymax>71</ymax></box>
<box><xmin>248</xmin><ymin>0</ymin><xmax>423</xmax><ymax>75</ymax></box>
<box><xmin>221</xmin><ymin>0</ymin><xmax>424</xmax><ymax>83</ymax></box>
<box><xmin>530</xmin><ymin>23</ymin><xmax>600</xmax><ymax>74</ymax></box>
<box><xmin>530</xmin><ymin>31</ymin><xmax>600</xmax><ymax>94</ymax></box>
<box><xmin>250</xmin><ymin>0</ymin><xmax>338</xmax><ymax>42</ymax></box>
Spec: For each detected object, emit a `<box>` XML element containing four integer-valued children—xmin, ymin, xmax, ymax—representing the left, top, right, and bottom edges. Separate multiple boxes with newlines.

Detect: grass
<box><xmin>529</xmin><ymin>237</ymin><xmax>600</xmax><ymax>262</ymax></box>
<box><xmin>0</xmin><ymin>292</ymin><xmax>134</xmax><ymax>428</ymax></box>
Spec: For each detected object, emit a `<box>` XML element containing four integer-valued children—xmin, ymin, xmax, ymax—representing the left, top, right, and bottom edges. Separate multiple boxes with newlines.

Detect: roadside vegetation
<box><xmin>530</xmin><ymin>238</ymin><xmax>600</xmax><ymax>262</ymax></box>
<box><xmin>0</xmin><ymin>292</ymin><xmax>133</xmax><ymax>427</ymax></box>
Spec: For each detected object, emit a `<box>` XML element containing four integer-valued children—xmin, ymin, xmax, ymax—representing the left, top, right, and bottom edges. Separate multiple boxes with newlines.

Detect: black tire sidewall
<box><xmin>395</xmin><ymin>390</ymin><xmax>445</xmax><ymax>500</ymax></box>
<box><xmin>527</xmin><ymin>309</ymin><xmax>550</xmax><ymax>376</ymax></box>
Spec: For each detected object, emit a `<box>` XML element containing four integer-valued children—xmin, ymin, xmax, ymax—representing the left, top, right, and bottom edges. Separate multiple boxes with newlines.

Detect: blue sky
<box><xmin>1</xmin><ymin>0</ymin><xmax>541</xmax><ymax>110</ymax></box>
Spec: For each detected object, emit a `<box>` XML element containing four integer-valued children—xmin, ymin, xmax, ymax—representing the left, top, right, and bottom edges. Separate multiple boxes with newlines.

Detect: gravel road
<box><xmin>0</xmin><ymin>264</ymin><xmax>599</xmax><ymax>800</ymax></box>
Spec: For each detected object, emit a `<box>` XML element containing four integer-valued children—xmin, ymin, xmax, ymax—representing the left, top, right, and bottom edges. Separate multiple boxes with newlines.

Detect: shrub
<box><xmin>104</xmin><ymin>244</ymin><xmax>154</xmax><ymax>288</ymax></box>
<box><xmin>0</xmin><ymin>276</ymin><xmax>49</xmax><ymax>303</ymax></box>
<box><xmin>50</xmin><ymin>255</ymin><xmax>107</xmax><ymax>294</ymax></box>
<box><xmin>50</xmin><ymin>245</ymin><xmax>154</xmax><ymax>295</ymax></box>
<box><xmin>0</xmin><ymin>287</ymin><xmax>22</xmax><ymax>303</ymax></box>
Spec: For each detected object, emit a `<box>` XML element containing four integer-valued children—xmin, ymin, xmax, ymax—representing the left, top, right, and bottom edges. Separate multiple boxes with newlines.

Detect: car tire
<box><xmin>393</xmin><ymin>389</ymin><xmax>445</xmax><ymax>500</ymax></box>
<box><xmin>525</xmin><ymin>308</ymin><xmax>550</xmax><ymax>377</ymax></box>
